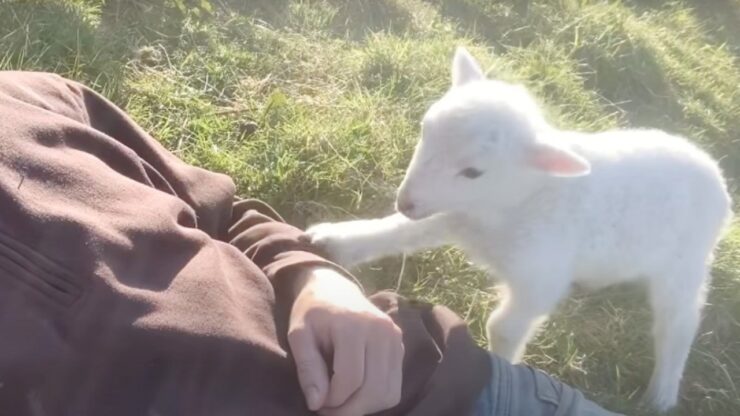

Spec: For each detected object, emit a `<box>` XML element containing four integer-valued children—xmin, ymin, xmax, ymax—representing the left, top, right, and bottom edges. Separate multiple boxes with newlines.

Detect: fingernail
<box><xmin>306</xmin><ymin>386</ymin><xmax>320</xmax><ymax>410</ymax></box>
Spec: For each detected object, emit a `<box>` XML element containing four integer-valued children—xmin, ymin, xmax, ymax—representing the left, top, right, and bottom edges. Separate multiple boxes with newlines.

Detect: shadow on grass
<box><xmin>324</xmin><ymin>0</ymin><xmax>413</xmax><ymax>40</ymax></box>
<box><xmin>624</xmin><ymin>0</ymin><xmax>740</xmax><ymax>58</ymax></box>
<box><xmin>220</xmin><ymin>0</ymin><xmax>412</xmax><ymax>40</ymax></box>
<box><xmin>421</xmin><ymin>0</ymin><xmax>519</xmax><ymax>48</ymax></box>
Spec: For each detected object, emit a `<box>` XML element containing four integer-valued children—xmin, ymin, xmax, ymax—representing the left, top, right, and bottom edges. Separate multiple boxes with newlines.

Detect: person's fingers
<box><xmin>288</xmin><ymin>326</ymin><xmax>330</xmax><ymax>411</ymax></box>
<box><xmin>320</xmin><ymin>336</ymin><xmax>388</xmax><ymax>416</ymax></box>
<box><xmin>386</xmin><ymin>325</ymin><xmax>404</xmax><ymax>408</ymax></box>
<box><xmin>321</xmin><ymin>322</ymin><xmax>402</xmax><ymax>416</ymax></box>
<box><xmin>324</xmin><ymin>322</ymin><xmax>366</xmax><ymax>408</ymax></box>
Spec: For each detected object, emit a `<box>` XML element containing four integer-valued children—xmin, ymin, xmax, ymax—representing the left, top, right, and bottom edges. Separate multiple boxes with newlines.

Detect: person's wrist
<box><xmin>292</xmin><ymin>266</ymin><xmax>360</xmax><ymax>300</ymax></box>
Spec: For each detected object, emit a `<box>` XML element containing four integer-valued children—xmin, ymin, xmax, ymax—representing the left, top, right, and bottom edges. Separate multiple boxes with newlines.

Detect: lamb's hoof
<box><xmin>305</xmin><ymin>222</ymin><xmax>370</xmax><ymax>267</ymax></box>
<box><xmin>642</xmin><ymin>381</ymin><xmax>679</xmax><ymax>413</ymax></box>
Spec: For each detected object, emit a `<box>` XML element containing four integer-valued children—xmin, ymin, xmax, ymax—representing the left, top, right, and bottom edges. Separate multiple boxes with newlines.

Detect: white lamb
<box><xmin>306</xmin><ymin>47</ymin><xmax>733</xmax><ymax>411</ymax></box>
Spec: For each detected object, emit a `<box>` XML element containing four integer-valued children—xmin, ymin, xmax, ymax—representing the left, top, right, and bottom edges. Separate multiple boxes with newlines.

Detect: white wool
<box><xmin>307</xmin><ymin>47</ymin><xmax>733</xmax><ymax>412</ymax></box>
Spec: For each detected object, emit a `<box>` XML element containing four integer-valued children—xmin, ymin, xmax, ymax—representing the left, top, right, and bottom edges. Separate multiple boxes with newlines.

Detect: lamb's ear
<box><xmin>525</xmin><ymin>140</ymin><xmax>591</xmax><ymax>177</ymax></box>
<box><xmin>452</xmin><ymin>47</ymin><xmax>484</xmax><ymax>87</ymax></box>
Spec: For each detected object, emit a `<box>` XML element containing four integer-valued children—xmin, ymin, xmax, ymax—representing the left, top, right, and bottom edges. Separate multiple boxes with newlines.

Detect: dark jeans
<box><xmin>473</xmin><ymin>354</ymin><xmax>624</xmax><ymax>416</ymax></box>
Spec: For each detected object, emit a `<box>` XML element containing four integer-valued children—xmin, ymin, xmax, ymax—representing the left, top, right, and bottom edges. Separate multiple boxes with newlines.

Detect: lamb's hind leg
<box><xmin>306</xmin><ymin>213</ymin><xmax>453</xmax><ymax>268</ymax></box>
<box><xmin>645</xmin><ymin>262</ymin><xmax>708</xmax><ymax>412</ymax></box>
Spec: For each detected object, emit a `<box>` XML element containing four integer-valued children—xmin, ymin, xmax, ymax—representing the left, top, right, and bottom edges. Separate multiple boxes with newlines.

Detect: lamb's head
<box><xmin>395</xmin><ymin>47</ymin><xmax>591</xmax><ymax>220</ymax></box>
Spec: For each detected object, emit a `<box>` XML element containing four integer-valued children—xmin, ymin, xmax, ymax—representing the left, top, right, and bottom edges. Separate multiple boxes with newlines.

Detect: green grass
<box><xmin>1</xmin><ymin>0</ymin><xmax>739</xmax><ymax>414</ymax></box>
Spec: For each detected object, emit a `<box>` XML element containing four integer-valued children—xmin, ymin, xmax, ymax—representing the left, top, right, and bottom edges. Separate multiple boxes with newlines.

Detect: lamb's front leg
<box><xmin>486</xmin><ymin>272</ymin><xmax>571</xmax><ymax>363</ymax></box>
<box><xmin>306</xmin><ymin>213</ymin><xmax>453</xmax><ymax>268</ymax></box>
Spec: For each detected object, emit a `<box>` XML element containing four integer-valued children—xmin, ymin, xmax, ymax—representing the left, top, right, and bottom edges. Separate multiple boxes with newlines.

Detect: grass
<box><xmin>1</xmin><ymin>0</ymin><xmax>739</xmax><ymax>414</ymax></box>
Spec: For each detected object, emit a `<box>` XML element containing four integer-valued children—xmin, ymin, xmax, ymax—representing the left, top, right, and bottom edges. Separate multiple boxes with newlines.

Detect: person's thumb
<box><xmin>288</xmin><ymin>326</ymin><xmax>330</xmax><ymax>411</ymax></box>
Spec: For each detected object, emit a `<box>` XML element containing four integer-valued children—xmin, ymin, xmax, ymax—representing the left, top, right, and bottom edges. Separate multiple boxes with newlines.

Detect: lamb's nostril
<box><xmin>396</xmin><ymin>199</ymin><xmax>415</xmax><ymax>215</ymax></box>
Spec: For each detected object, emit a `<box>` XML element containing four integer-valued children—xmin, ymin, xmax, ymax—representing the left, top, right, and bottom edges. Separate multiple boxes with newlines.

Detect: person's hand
<box><xmin>289</xmin><ymin>267</ymin><xmax>404</xmax><ymax>416</ymax></box>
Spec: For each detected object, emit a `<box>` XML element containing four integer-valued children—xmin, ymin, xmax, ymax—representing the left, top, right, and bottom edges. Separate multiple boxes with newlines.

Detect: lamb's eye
<box><xmin>458</xmin><ymin>167</ymin><xmax>484</xmax><ymax>179</ymax></box>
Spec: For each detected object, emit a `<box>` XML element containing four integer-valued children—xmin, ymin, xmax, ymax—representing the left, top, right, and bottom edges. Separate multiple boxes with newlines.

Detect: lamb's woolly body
<box><xmin>455</xmin><ymin>129</ymin><xmax>731</xmax><ymax>290</ymax></box>
<box><xmin>307</xmin><ymin>48</ymin><xmax>732</xmax><ymax>412</ymax></box>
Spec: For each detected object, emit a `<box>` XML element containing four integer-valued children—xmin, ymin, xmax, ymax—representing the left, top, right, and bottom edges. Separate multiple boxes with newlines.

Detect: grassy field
<box><xmin>1</xmin><ymin>0</ymin><xmax>739</xmax><ymax>414</ymax></box>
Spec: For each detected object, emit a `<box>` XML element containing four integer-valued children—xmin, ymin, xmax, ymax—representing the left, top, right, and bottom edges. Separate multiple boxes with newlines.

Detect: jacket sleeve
<box><xmin>226</xmin><ymin>198</ymin><xmax>361</xmax><ymax>306</ymax></box>
<box><xmin>71</xmin><ymin>75</ymin><xmax>357</xmax><ymax>306</ymax></box>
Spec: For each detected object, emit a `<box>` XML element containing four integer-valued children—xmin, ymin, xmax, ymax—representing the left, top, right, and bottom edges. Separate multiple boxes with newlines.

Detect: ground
<box><xmin>1</xmin><ymin>0</ymin><xmax>739</xmax><ymax>414</ymax></box>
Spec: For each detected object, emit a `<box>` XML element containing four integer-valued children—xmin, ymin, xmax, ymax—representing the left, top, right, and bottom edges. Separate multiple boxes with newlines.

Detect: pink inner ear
<box><xmin>529</xmin><ymin>143</ymin><xmax>590</xmax><ymax>176</ymax></box>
